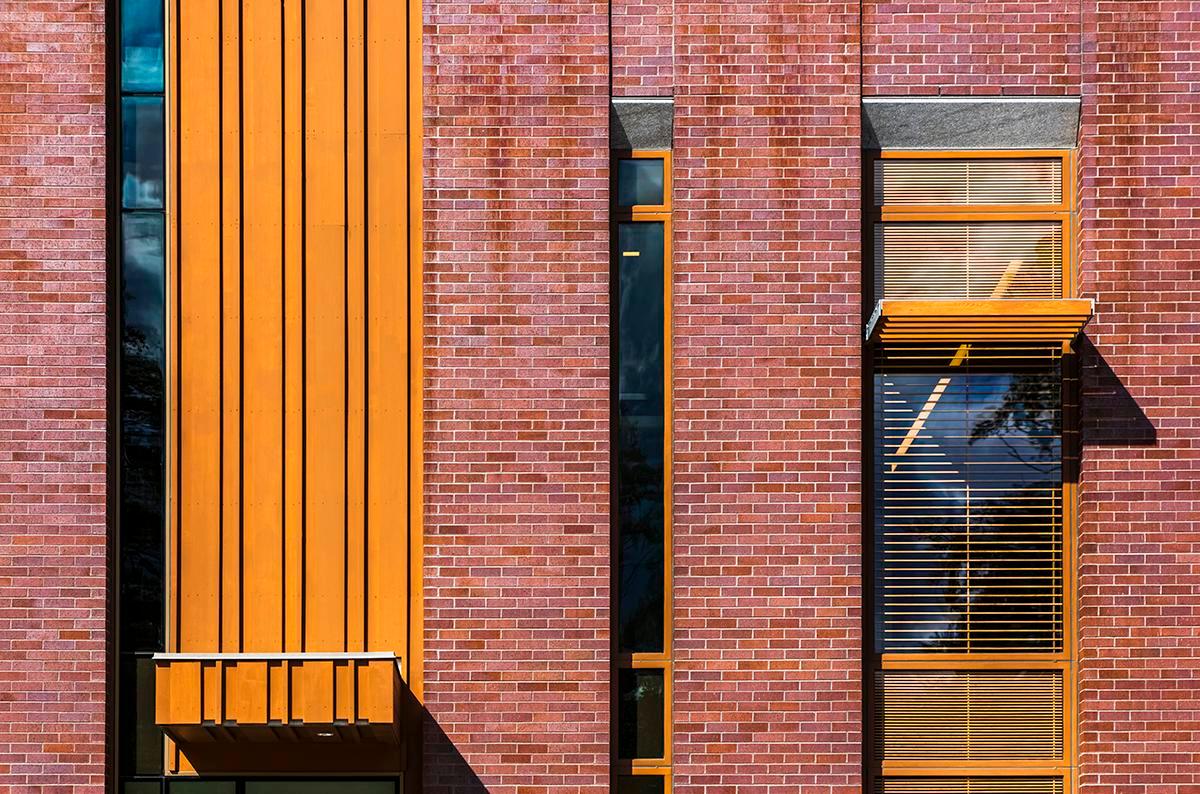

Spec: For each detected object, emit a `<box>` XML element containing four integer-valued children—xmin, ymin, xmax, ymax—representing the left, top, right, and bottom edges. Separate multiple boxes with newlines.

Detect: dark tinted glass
<box><xmin>124</xmin><ymin>783</ymin><xmax>162</xmax><ymax>794</ymax></box>
<box><xmin>122</xmin><ymin>97</ymin><xmax>165</xmax><ymax>208</ymax></box>
<box><xmin>617</xmin><ymin>158</ymin><xmax>665</xmax><ymax>207</ymax></box>
<box><xmin>617</xmin><ymin>775</ymin><xmax>666</xmax><ymax>794</ymax></box>
<box><xmin>120</xmin><ymin>213</ymin><xmax>166</xmax><ymax>652</ymax></box>
<box><xmin>118</xmin><ymin>656</ymin><xmax>162</xmax><ymax>775</ymax></box>
<box><xmin>616</xmin><ymin>222</ymin><xmax>666</xmax><ymax>653</ymax></box>
<box><xmin>874</xmin><ymin>345</ymin><xmax>1063</xmax><ymax>653</ymax></box>
<box><xmin>121</xmin><ymin>0</ymin><xmax>165</xmax><ymax>92</ymax></box>
<box><xmin>617</xmin><ymin>667</ymin><xmax>665</xmax><ymax>759</ymax></box>
<box><xmin>247</xmin><ymin>785</ymin><xmax>396</xmax><ymax>794</ymax></box>
<box><xmin>168</xmin><ymin>784</ymin><xmax>236</xmax><ymax>794</ymax></box>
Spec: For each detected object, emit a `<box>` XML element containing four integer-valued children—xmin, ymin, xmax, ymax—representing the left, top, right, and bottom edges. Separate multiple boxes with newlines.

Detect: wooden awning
<box><xmin>867</xmin><ymin>299</ymin><xmax>1093</xmax><ymax>344</ymax></box>
<box><xmin>155</xmin><ymin>652</ymin><xmax>404</xmax><ymax>771</ymax></box>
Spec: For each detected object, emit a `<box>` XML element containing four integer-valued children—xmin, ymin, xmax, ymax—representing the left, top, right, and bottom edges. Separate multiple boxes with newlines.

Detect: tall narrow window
<box><xmin>866</xmin><ymin>151</ymin><xmax>1080</xmax><ymax>794</ymax></box>
<box><xmin>614</xmin><ymin>151</ymin><xmax>672</xmax><ymax>792</ymax></box>
<box><xmin>116</xmin><ymin>0</ymin><xmax>167</xmax><ymax>790</ymax></box>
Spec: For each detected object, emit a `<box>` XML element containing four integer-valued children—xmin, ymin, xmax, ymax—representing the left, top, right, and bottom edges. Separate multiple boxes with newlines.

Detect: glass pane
<box><xmin>122</xmin><ymin>97</ymin><xmax>165</xmax><ymax>209</ymax></box>
<box><xmin>874</xmin><ymin>345</ymin><xmax>1063</xmax><ymax>653</ymax></box>
<box><xmin>118</xmin><ymin>656</ymin><xmax>163</xmax><ymax>775</ymax></box>
<box><xmin>617</xmin><ymin>775</ymin><xmax>666</xmax><ymax>794</ymax></box>
<box><xmin>617</xmin><ymin>667</ymin><xmax>665</xmax><ymax>759</ymax></box>
<box><xmin>168</xmin><ymin>784</ymin><xmax>236</xmax><ymax>794</ymax></box>
<box><xmin>120</xmin><ymin>213</ymin><xmax>166</xmax><ymax>652</ymax></box>
<box><xmin>616</xmin><ymin>222</ymin><xmax>665</xmax><ymax>654</ymax></box>
<box><xmin>123</xmin><ymin>783</ymin><xmax>162</xmax><ymax>794</ymax></box>
<box><xmin>617</xmin><ymin>158</ymin><xmax>665</xmax><ymax>206</ymax></box>
<box><xmin>121</xmin><ymin>0</ymin><xmax>165</xmax><ymax>92</ymax></box>
<box><xmin>247</xmin><ymin>784</ymin><xmax>396</xmax><ymax>794</ymax></box>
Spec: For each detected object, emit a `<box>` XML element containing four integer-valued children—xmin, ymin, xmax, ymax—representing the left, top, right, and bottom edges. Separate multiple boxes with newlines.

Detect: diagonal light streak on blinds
<box><xmin>874</xmin><ymin>345</ymin><xmax>1064</xmax><ymax>653</ymax></box>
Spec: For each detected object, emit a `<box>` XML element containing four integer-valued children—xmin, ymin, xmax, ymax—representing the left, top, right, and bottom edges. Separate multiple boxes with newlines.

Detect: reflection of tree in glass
<box><xmin>969</xmin><ymin>372</ymin><xmax>1060</xmax><ymax>458</ymax></box>
<box><xmin>617</xmin><ymin>412</ymin><xmax>663</xmax><ymax>653</ymax></box>
<box><xmin>121</xmin><ymin>325</ymin><xmax>165</xmax><ymax>651</ymax></box>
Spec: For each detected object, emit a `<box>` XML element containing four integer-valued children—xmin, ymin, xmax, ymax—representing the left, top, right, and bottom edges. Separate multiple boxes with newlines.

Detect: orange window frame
<box><xmin>612</xmin><ymin>149</ymin><xmax>673</xmax><ymax>784</ymax></box>
<box><xmin>866</xmin><ymin>149</ymin><xmax>1079</xmax><ymax>793</ymax></box>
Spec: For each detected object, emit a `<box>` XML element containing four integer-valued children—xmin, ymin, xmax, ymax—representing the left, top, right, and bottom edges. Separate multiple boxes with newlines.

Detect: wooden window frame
<box><xmin>612</xmin><ymin>149</ymin><xmax>673</xmax><ymax>780</ymax></box>
<box><xmin>866</xmin><ymin>150</ymin><xmax>1080</xmax><ymax>793</ymax></box>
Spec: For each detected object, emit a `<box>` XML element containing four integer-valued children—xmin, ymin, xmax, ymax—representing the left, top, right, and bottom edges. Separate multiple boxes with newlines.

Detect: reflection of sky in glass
<box><xmin>122</xmin><ymin>213</ymin><xmax>164</xmax><ymax>355</ymax></box>
<box><xmin>617</xmin><ymin>221</ymin><xmax>666</xmax><ymax>654</ymax></box>
<box><xmin>874</xmin><ymin>350</ymin><xmax>1063</xmax><ymax>653</ymax></box>
<box><xmin>121</xmin><ymin>0</ymin><xmax>164</xmax><ymax>93</ymax></box>
<box><xmin>617</xmin><ymin>159</ymin><xmax>665</xmax><ymax>207</ymax></box>
<box><xmin>122</xmin><ymin>97</ymin><xmax>164</xmax><ymax>209</ymax></box>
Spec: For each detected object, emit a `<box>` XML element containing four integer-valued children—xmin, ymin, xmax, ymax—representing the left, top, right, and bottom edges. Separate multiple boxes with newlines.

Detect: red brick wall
<box><xmin>421</xmin><ymin>2</ymin><xmax>612</xmax><ymax>791</ymax></box>
<box><xmin>0</xmin><ymin>1</ymin><xmax>107</xmax><ymax>791</ymax></box>
<box><xmin>671</xmin><ymin>4</ymin><xmax>863</xmax><ymax>790</ymax></box>
<box><xmin>863</xmin><ymin>1</ymin><xmax>1082</xmax><ymax>95</ymax></box>
<box><xmin>1077</xmin><ymin>2</ymin><xmax>1200</xmax><ymax>790</ymax></box>
<box><xmin>612</xmin><ymin>0</ymin><xmax>674</xmax><ymax>96</ymax></box>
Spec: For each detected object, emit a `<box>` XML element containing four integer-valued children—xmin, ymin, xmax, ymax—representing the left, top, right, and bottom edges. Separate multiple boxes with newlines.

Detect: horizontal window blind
<box><xmin>875</xmin><ymin>669</ymin><xmax>1065</xmax><ymax>762</ymax></box>
<box><xmin>874</xmin><ymin>345</ymin><xmax>1064</xmax><ymax>653</ymax></box>
<box><xmin>874</xmin><ymin>223</ymin><xmax>1063</xmax><ymax>302</ymax></box>
<box><xmin>876</xmin><ymin>778</ymin><xmax>1065</xmax><ymax>794</ymax></box>
<box><xmin>874</xmin><ymin>159</ymin><xmax>1063</xmax><ymax>207</ymax></box>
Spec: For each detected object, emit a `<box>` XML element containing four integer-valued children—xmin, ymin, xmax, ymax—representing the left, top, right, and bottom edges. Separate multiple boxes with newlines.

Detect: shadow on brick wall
<box><xmin>1078</xmin><ymin>335</ymin><xmax>1157</xmax><ymax>447</ymax></box>
<box><xmin>420</xmin><ymin>707</ymin><xmax>488</xmax><ymax>793</ymax></box>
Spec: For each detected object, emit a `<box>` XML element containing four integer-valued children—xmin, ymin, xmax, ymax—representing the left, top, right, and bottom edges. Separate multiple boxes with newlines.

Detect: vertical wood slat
<box><xmin>177</xmin><ymin>0</ymin><xmax>222</xmax><ymax>653</ymax></box>
<box><xmin>282</xmin><ymin>0</ymin><xmax>305</xmax><ymax>654</ymax></box>
<box><xmin>346</xmin><ymin>0</ymin><xmax>368</xmax><ymax>654</ymax></box>
<box><xmin>365</xmin><ymin>0</ymin><xmax>410</xmax><ymax>658</ymax></box>
<box><xmin>241</xmin><ymin>0</ymin><xmax>285</xmax><ymax>653</ymax></box>
<box><xmin>171</xmin><ymin>0</ymin><xmax>418</xmax><ymax>679</ymax></box>
<box><xmin>304</xmin><ymin>0</ymin><xmax>348</xmax><ymax>653</ymax></box>
<box><xmin>219</xmin><ymin>0</ymin><xmax>243</xmax><ymax>653</ymax></box>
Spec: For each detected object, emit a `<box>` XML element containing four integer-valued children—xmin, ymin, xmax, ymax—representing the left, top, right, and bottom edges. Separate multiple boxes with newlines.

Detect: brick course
<box><xmin>612</xmin><ymin>0</ymin><xmax>674</xmax><ymax>96</ymax></box>
<box><xmin>672</xmin><ymin>4</ymin><xmax>863</xmax><ymax>790</ymax></box>
<box><xmin>0</xmin><ymin>1</ymin><xmax>107</xmax><ymax>792</ymax></box>
<box><xmin>863</xmin><ymin>1</ymin><xmax>1082</xmax><ymax>95</ymax></box>
<box><xmin>421</xmin><ymin>2</ymin><xmax>612</xmax><ymax>791</ymax></box>
<box><xmin>1078</xmin><ymin>2</ymin><xmax>1200</xmax><ymax>790</ymax></box>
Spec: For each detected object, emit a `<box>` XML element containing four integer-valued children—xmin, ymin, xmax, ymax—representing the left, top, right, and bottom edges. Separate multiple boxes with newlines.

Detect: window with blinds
<box><xmin>871</xmin><ymin>153</ymin><xmax>1071</xmax><ymax>303</ymax></box>
<box><xmin>866</xmin><ymin>151</ymin><xmax>1076</xmax><ymax>794</ymax></box>
<box><xmin>874</xmin><ymin>345</ymin><xmax>1064</xmax><ymax>654</ymax></box>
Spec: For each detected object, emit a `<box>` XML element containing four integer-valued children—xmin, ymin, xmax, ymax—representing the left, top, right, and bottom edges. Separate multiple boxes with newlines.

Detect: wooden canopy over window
<box><xmin>867</xmin><ymin>298</ymin><xmax>1094</xmax><ymax>344</ymax></box>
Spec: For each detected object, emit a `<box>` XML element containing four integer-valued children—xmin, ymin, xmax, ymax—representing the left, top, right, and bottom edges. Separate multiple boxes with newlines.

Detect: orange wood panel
<box><xmin>219</xmin><ymin>0</ymin><xmax>242</xmax><ymax>653</ymax></box>
<box><xmin>365</xmin><ymin>0</ymin><xmax>410</xmax><ymax>658</ymax></box>
<box><xmin>406</xmin><ymin>0</ymin><xmax>426</xmax><ymax>703</ymax></box>
<box><xmin>176</xmin><ymin>0</ymin><xmax>222</xmax><ymax>653</ymax></box>
<box><xmin>282</xmin><ymin>0</ymin><xmax>305</xmax><ymax>654</ymax></box>
<box><xmin>346</xmin><ymin>0</ymin><xmax>368</xmax><ymax>653</ymax></box>
<box><xmin>240</xmin><ymin>0</ymin><xmax>285</xmax><ymax>653</ymax></box>
<box><xmin>168</xmin><ymin>0</ymin><xmax>423</xmax><ymax>718</ymax></box>
<box><xmin>304</xmin><ymin>0</ymin><xmax>348</xmax><ymax>653</ymax></box>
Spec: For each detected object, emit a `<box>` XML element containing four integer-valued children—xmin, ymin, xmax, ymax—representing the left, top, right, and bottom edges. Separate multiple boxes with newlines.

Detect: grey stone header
<box><xmin>863</xmin><ymin>96</ymin><xmax>1081</xmax><ymax>150</ymax></box>
<box><xmin>611</xmin><ymin>98</ymin><xmax>673</xmax><ymax>151</ymax></box>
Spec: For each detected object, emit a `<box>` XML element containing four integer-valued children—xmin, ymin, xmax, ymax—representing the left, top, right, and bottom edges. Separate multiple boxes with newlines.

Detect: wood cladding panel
<box><xmin>155</xmin><ymin>657</ymin><xmax>400</xmax><ymax>732</ymax></box>
<box><xmin>171</xmin><ymin>0</ymin><xmax>420</xmax><ymax>664</ymax></box>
